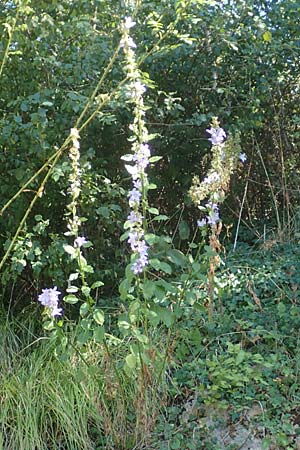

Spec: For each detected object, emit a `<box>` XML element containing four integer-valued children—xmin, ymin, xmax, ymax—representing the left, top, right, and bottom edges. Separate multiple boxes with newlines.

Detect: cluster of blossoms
<box><xmin>121</xmin><ymin>16</ymin><xmax>151</xmax><ymax>274</ymax></box>
<box><xmin>37</xmin><ymin>128</ymin><xmax>87</xmax><ymax>316</ymax></box>
<box><xmin>189</xmin><ymin>118</ymin><xmax>246</xmax><ymax>228</ymax></box>
<box><xmin>197</xmin><ymin>202</ymin><xmax>220</xmax><ymax>227</ymax></box>
<box><xmin>38</xmin><ymin>287</ymin><xmax>62</xmax><ymax>317</ymax></box>
<box><xmin>66</xmin><ymin>127</ymin><xmax>82</xmax><ymax>238</ymax></box>
<box><xmin>206</xmin><ymin>127</ymin><xmax>226</xmax><ymax>146</ymax></box>
<box><xmin>66</xmin><ymin>129</ymin><xmax>89</xmax><ymax>249</ymax></box>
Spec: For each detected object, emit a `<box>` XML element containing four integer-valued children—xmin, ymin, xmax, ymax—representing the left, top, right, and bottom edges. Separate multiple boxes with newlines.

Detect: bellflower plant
<box><xmin>121</xmin><ymin>16</ymin><xmax>151</xmax><ymax>275</ymax></box>
<box><xmin>189</xmin><ymin>117</ymin><xmax>242</xmax><ymax>227</ymax></box>
<box><xmin>63</xmin><ymin>127</ymin><xmax>97</xmax><ymax>301</ymax></box>
<box><xmin>189</xmin><ymin>117</ymin><xmax>243</xmax><ymax>320</ymax></box>
<box><xmin>37</xmin><ymin>127</ymin><xmax>83</xmax><ymax>319</ymax></box>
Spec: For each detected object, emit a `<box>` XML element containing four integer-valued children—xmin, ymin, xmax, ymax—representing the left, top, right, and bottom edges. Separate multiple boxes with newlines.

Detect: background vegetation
<box><xmin>1</xmin><ymin>0</ymin><xmax>300</xmax><ymax>449</ymax></box>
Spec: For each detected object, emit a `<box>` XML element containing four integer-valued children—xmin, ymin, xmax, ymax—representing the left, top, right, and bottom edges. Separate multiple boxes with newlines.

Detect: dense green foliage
<box><xmin>1</xmin><ymin>0</ymin><xmax>300</xmax><ymax>293</ymax></box>
<box><xmin>1</xmin><ymin>0</ymin><xmax>300</xmax><ymax>449</ymax></box>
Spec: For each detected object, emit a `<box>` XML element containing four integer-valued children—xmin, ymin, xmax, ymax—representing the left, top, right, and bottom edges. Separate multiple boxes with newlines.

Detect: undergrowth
<box><xmin>2</xmin><ymin>242</ymin><xmax>300</xmax><ymax>449</ymax></box>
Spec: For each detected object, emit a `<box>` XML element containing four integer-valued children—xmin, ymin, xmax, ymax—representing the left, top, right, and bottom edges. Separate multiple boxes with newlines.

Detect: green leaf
<box><xmin>69</xmin><ymin>272</ymin><xmax>79</xmax><ymax>281</ymax></box>
<box><xmin>170</xmin><ymin>438</ymin><xmax>181</xmax><ymax>450</ymax></box>
<box><xmin>93</xmin><ymin>326</ymin><xmax>104</xmax><ymax>343</ymax></box>
<box><xmin>63</xmin><ymin>244</ymin><xmax>76</xmax><ymax>256</ymax></box>
<box><xmin>145</xmin><ymin>233</ymin><xmax>158</xmax><ymax>245</ymax></box>
<box><xmin>41</xmin><ymin>101</ymin><xmax>53</xmax><ymax>107</ymax></box>
<box><xmin>166</xmin><ymin>249</ymin><xmax>187</xmax><ymax>267</ymax></box>
<box><xmin>262</xmin><ymin>437</ymin><xmax>272</xmax><ymax>450</ymax></box>
<box><xmin>97</xmin><ymin>206</ymin><xmax>110</xmax><ymax>218</ymax></box>
<box><xmin>43</xmin><ymin>320</ymin><xmax>55</xmax><ymax>331</ymax></box>
<box><xmin>142</xmin><ymin>280</ymin><xmax>156</xmax><ymax>300</ymax></box>
<box><xmin>80</xmin><ymin>302</ymin><xmax>90</xmax><ymax>317</ymax></box>
<box><xmin>236</xmin><ymin>350</ymin><xmax>245</xmax><ymax>364</ymax></box>
<box><xmin>153</xmin><ymin>214</ymin><xmax>169</xmax><ymax>221</ymax></box>
<box><xmin>148</xmin><ymin>207</ymin><xmax>159</xmax><ymax>215</ymax></box>
<box><xmin>149</xmin><ymin>156</ymin><xmax>162</xmax><ymax>163</ymax></box>
<box><xmin>119</xmin><ymin>278</ymin><xmax>132</xmax><ymax>300</ymax></box>
<box><xmin>63</xmin><ymin>295</ymin><xmax>79</xmax><ymax>304</ymax></box>
<box><xmin>81</xmin><ymin>318</ymin><xmax>92</xmax><ymax>330</ymax></box>
<box><xmin>159</xmin><ymin>307</ymin><xmax>174</xmax><ymax>328</ymax></box>
<box><xmin>149</xmin><ymin>259</ymin><xmax>172</xmax><ymax>274</ymax></box>
<box><xmin>134</xmin><ymin>330</ymin><xmax>149</xmax><ymax>344</ymax></box>
<box><xmin>125</xmin><ymin>354</ymin><xmax>137</xmax><ymax>370</ymax></box>
<box><xmin>178</xmin><ymin>220</ymin><xmax>190</xmax><ymax>240</ymax></box>
<box><xmin>120</xmin><ymin>231</ymin><xmax>129</xmax><ymax>242</ymax></box>
<box><xmin>77</xmin><ymin>331</ymin><xmax>90</xmax><ymax>345</ymax></box>
<box><xmin>21</xmin><ymin>101</ymin><xmax>28</xmax><ymax>112</ymax></box>
<box><xmin>277</xmin><ymin>302</ymin><xmax>286</xmax><ymax>317</ymax></box>
<box><xmin>81</xmin><ymin>286</ymin><xmax>91</xmax><ymax>297</ymax></box>
<box><xmin>91</xmin><ymin>280</ymin><xmax>104</xmax><ymax>289</ymax></box>
<box><xmin>263</xmin><ymin>31</ymin><xmax>272</xmax><ymax>42</ymax></box>
<box><xmin>204</xmin><ymin>245</ymin><xmax>218</xmax><ymax>257</ymax></box>
<box><xmin>66</xmin><ymin>286</ymin><xmax>79</xmax><ymax>293</ymax></box>
<box><xmin>93</xmin><ymin>309</ymin><xmax>104</xmax><ymax>325</ymax></box>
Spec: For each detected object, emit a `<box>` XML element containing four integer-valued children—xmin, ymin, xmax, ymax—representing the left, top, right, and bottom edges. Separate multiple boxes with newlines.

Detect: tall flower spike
<box><xmin>121</xmin><ymin>15</ymin><xmax>151</xmax><ymax>275</ymax></box>
<box><xmin>190</xmin><ymin>117</ymin><xmax>242</xmax><ymax>228</ymax></box>
<box><xmin>66</xmin><ymin>127</ymin><xmax>82</xmax><ymax>237</ymax></box>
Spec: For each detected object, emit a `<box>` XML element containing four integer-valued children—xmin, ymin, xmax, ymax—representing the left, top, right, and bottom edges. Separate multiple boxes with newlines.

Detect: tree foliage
<box><xmin>0</xmin><ymin>0</ymin><xmax>299</xmax><ymax>297</ymax></box>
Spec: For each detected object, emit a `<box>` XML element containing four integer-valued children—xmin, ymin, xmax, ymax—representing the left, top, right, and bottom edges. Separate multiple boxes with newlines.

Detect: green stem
<box><xmin>75</xmin><ymin>43</ymin><xmax>121</xmax><ymax>128</ymax></box>
<box><xmin>0</xmin><ymin>10</ymin><xmax>19</xmax><ymax>80</ymax></box>
<box><xmin>0</xmin><ymin>146</ymin><xmax>66</xmax><ymax>217</ymax></box>
<box><xmin>0</xmin><ymin>149</ymin><xmax>63</xmax><ymax>271</ymax></box>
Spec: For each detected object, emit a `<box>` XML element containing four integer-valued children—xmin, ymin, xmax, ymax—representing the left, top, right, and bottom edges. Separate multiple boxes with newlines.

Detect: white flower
<box><xmin>132</xmin><ymin>81</ymin><xmax>146</xmax><ymax>96</ymax></box>
<box><xmin>124</xmin><ymin>16</ymin><xmax>136</xmax><ymax>30</ymax></box>
<box><xmin>70</xmin><ymin>128</ymin><xmax>80</xmax><ymax>140</ymax></box>
<box><xmin>125</xmin><ymin>164</ymin><xmax>139</xmax><ymax>179</ymax></box>
<box><xmin>120</xmin><ymin>36</ymin><xmax>137</xmax><ymax>48</ymax></box>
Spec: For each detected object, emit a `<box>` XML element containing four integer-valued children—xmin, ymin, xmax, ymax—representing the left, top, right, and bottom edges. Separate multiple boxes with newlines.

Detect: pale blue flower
<box><xmin>38</xmin><ymin>287</ymin><xmax>62</xmax><ymax>317</ymax></box>
<box><xmin>207</xmin><ymin>212</ymin><xmax>219</xmax><ymax>225</ymax></box>
<box><xmin>137</xmin><ymin>239</ymin><xmax>148</xmax><ymax>255</ymax></box>
<box><xmin>132</xmin><ymin>256</ymin><xmax>147</xmax><ymax>274</ymax></box>
<box><xmin>206</xmin><ymin>127</ymin><xmax>226</xmax><ymax>145</ymax></box>
<box><xmin>74</xmin><ymin>236</ymin><xmax>87</xmax><ymax>248</ymax></box>
<box><xmin>133</xmin><ymin>179</ymin><xmax>142</xmax><ymax>189</ymax></box>
<box><xmin>205</xmin><ymin>202</ymin><xmax>220</xmax><ymax>225</ymax></box>
<box><xmin>128</xmin><ymin>231</ymin><xmax>140</xmax><ymax>250</ymax></box>
<box><xmin>133</xmin><ymin>154</ymin><xmax>149</xmax><ymax>170</ymax></box>
<box><xmin>127</xmin><ymin>211</ymin><xmax>143</xmax><ymax>225</ymax></box>
<box><xmin>128</xmin><ymin>188</ymin><xmax>141</xmax><ymax>205</ymax></box>
<box><xmin>132</xmin><ymin>240</ymin><xmax>149</xmax><ymax>274</ymax></box>
<box><xmin>239</xmin><ymin>153</ymin><xmax>247</xmax><ymax>163</ymax></box>
<box><xmin>203</xmin><ymin>171</ymin><xmax>220</xmax><ymax>184</ymax></box>
<box><xmin>197</xmin><ymin>218</ymin><xmax>207</xmax><ymax>227</ymax></box>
